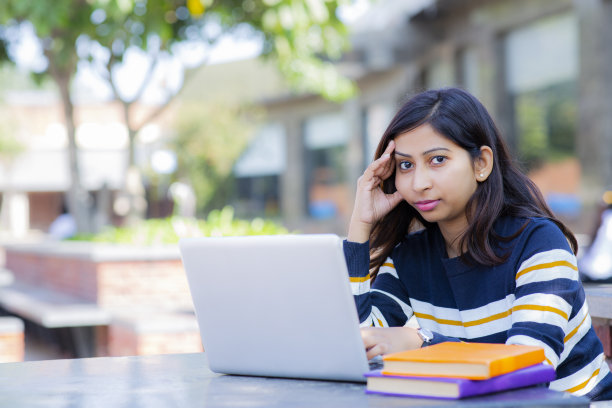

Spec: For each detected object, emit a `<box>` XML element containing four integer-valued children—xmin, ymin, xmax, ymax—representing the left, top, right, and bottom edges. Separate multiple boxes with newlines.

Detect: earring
<box><xmin>480</xmin><ymin>173</ymin><xmax>484</xmax><ymax>178</ymax></box>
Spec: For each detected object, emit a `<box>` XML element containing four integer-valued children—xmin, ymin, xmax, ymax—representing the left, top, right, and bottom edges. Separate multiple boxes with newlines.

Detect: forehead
<box><xmin>394</xmin><ymin>123</ymin><xmax>461</xmax><ymax>153</ymax></box>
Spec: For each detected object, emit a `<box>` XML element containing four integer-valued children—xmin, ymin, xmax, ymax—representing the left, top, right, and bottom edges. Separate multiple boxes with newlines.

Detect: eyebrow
<box><xmin>394</xmin><ymin>147</ymin><xmax>451</xmax><ymax>158</ymax></box>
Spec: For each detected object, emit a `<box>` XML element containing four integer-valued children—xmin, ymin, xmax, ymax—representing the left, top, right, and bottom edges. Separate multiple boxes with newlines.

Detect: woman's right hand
<box><xmin>361</xmin><ymin>326</ymin><xmax>423</xmax><ymax>359</ymax></box>
<box><xmin>348</xmin><ymin>140</ymin><xmax>404</xmax><ymax>243</ymax></box>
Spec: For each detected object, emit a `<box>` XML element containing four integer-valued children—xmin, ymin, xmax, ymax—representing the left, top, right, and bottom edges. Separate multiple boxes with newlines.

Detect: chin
<box><xmin>418</xmin><ymin>213</ymin><xmax>441</xmax><ymax>223</ymax></box>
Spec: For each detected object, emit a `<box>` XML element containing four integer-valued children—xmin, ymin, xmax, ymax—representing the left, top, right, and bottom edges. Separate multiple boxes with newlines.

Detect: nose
<box><xmin>411</xmin><ymin>166</ymin><xmax>433</xmax><ymax>192</ymax></box>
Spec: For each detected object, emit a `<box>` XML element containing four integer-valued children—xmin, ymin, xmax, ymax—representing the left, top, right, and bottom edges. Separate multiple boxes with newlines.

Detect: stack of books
<box><xmin>365</xmin><ymin>342</ymin><xmax>556</xmax><ymax>399</ymax></box>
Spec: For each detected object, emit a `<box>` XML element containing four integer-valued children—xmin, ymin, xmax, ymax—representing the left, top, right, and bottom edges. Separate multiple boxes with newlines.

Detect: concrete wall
<box><xmin>3</xmin><ymin>242</ymin><xmax>200</xmax><ymax>358</ymax></box>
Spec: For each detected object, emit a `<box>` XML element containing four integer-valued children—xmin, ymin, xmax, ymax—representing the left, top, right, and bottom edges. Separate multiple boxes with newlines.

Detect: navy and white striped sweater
<box><xmin>343</xmin><ymin>216</ymin><xmax>612</xmax><ymax>400</ymax></box>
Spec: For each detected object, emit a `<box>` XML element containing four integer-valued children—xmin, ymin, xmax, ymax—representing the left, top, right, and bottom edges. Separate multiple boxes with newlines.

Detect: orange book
<box><xmin>382</xmin><ymin>342</ymin><xmax>545</xmax><ymax>380</ymax></box>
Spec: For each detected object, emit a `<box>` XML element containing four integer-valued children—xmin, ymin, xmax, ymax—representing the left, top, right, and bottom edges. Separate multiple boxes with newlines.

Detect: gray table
<box><xmin>584</xmin><ymin>283</ymin><xmax>612</xmax><ymax>319</ymax></box>
<box><xmin>0</xmin><ymin>352</ymin><xmax>590</xmax><ymax>407</ymax></box>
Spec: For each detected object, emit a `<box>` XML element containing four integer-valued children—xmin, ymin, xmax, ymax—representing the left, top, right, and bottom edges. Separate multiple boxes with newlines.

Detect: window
<box><xmin>425</xmin><ymin>57</ymin><xmax>454</xmax><ymax>89</ymax></box>
<box><xmin>233</xmin><ymin>123</ymin><xmax>286</xmax><ymax>217</ymax></box>
<box><xmin>457</xmin><ymin>47</ymin><xmax>481</xmax><ymax>99</ymax></box>
<box><xmin>504</xmin><ymin>13</ymin><xmax>578</xmax><ymax>170</ymax></box>
<box><xmin>364</xmin><ymin>103</ymin><xmax>395</xmax><ymax>168</ymax></box>
<box><xmin>235</xmin><ymin>175</ymin><xmax>281</xmax><ymax>217</ymax></box>
<box><xmin>303</xmin><ymin>113</ymin><xmax>350</xmax><ymax>219</ymax></box>
<box><xmin>504</xmin><ymin>12</ymin><xmax>580</xmax><ymax>217</ymax></box>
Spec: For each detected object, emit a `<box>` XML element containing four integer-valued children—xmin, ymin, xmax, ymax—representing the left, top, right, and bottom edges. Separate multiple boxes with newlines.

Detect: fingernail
<box><xmin>382</xmin><ymin>154</ymin><xmax>390</xmax><ymax>159</ymax></box>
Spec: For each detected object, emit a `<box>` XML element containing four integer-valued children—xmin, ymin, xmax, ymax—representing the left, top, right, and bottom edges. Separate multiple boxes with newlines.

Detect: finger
<box><xmin>362</xmin><ymin>142</ymin><xmax>396</xmax><ymax>186</ymax></box>
<box><xmin>358</xmin><ymin>173</ymin><xmax>382</xmax><ymax>191</ymax></box>
<box><xmin>362</xmin><ymin>160</ymin><xmax>389</xmax><ymax>189</ymax></box>
<box><xmin>360</xmin><ymin>327</ymin><xmax>377</xmax><ymax>349</ymax></box>
<box><xmin>383</xmin><ymin>140</ymin><xmax>395</xmax><ymax>156</ymax></box>
<box><xmin>386</xmin><ymin>191</ymin><xmax>404</xmax><ymax>208</ymax></box>
<box><xmin>375</xmin><ymin>142</ymin><xmax>396</xmax><ymax>177</ymax></box>
<box><xmin>366</xmin><ymin>343</ymin><xmax>388</xmax><ymax>360</ymax></box>
<box><xmin>379</xmin><ymin>156</ymin><xmax>396</xmax><ymax>180</ymax></box>
<box><xmin>368</xmin><ymin>154</ymin><xmax>393</xmax><ymax>178</ymax></box>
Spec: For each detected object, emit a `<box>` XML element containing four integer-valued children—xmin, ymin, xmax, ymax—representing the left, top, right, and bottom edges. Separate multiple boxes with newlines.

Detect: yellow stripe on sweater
<box><xmin>413</xmin><ymin>304</ymin><xmax>567</xmax><ymax>328</ymax></box>
<box><xmin>516</xmin><ymin>261</ymin><xmax>577</xmax><ymax>280</ymax></box>
<box><xmin>512</xmin><ymin>304</ymin><xmax>568</xmax><ymax>320</ymax></box>
<box><xmin>412</xmin><ymin>309</ymin><xmax>512</xmax><ymax>328</ymax></box>
<box><xmin>413</xmin><ymin>312</ymin><xmax>463</xmax><ymax>326</ymax></box>
<box><xmin>564</xmin><ymin>314</ymin><xmax>588</xmax><ymax>343</ymax></box>
<box><xmin>565</xmin><ymin>369</ymin><xmax>600</xmax><ymax>393</ymax></box>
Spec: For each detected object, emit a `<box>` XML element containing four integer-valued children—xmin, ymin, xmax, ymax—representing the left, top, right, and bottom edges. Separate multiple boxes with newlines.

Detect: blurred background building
<box><xmin>230</xmin><ymin>0</ymin><xmax>611</xmax><ymax>238</ymax></box>
<box><xmin>1</xmin><ymin>0</ymin><xmax>610</xmax><ymax>238</ymax></box>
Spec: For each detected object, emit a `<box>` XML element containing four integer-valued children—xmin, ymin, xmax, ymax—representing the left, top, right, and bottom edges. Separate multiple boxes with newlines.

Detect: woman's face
<box><xmin>392</xmin><ymin>123</ymin><xmax>479</xmax><ymax>233</ymax></box>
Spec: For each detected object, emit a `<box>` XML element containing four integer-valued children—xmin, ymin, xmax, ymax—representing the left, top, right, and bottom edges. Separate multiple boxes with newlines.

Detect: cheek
<box><xmin>444</xmin><ymin>172</ymin><xmax>477</xmax><ymax>199</ymax></box>
<box><xmin>435</xmin><ymin>162</ymin><xmax>475</xmax><ymax>190</ymax></box>
<box><xmin>393</xmin><ymin>180</ymin><xmax>412</xmax><ymax>203</ymax></box>
<box><xmin>394</xmin><ymin>176</ymin><xmax>409</xmax><ymax>196</ymax></box>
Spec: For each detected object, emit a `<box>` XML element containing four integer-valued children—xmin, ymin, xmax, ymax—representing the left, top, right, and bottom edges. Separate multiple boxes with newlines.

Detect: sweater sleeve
<box><xmin>343</xmin><ymin>240</ymin><xmax>414</xmax><ymax>327</ymax></box>
<box><xmin>504</xmin><ymin>220</ymin><xmax>589</xmax><ymax>368</ymax></box>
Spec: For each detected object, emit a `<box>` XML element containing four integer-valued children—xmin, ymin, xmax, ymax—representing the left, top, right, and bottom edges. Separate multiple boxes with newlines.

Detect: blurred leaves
<box><xmin>71</xmin><ymin>205</ymin><xmax>290</xmax><ymax>245</ymax></box>
<box><xmin>515</xmin><ymin>82</ymin><xmax>576</xmax><ymax>170</ymax></box>
<box><xmin>0</xmin><ymin>0</ymin><xmax>356</xmax><ymax>230</ymax></box>
<box><xmin>167</xmin><ymin>101</ymin><xmax>259</xmax><ymax>213</ymax></box>
<box><xmin>0</xmin><ymin>119</ymin><xmax>25</xmax><ymax>163</ymax></box>
<box><xmin>0</xmin><ymin>36</ymin><xmax>8</xmax><ymax>61</ymax></box>
<box><xmin>0</xmin><ymin>0</ymin><xmax>355</xmax><ymax>101</ymax></box>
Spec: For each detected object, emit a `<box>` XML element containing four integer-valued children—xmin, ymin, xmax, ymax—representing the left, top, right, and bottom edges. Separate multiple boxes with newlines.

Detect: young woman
<box><xmin>343</xmin><ymin>87</ymin><xmax>612</xmax><ymax>400</ymax></box>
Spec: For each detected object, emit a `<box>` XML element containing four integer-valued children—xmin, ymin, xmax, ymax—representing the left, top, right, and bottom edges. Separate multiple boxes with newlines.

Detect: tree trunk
<box><xmin>56</xmin><ymin>72</ymin><xmax>90</xmax><ymax>233</ymax></box>
<box><xmin>124</xmin><ymin>100</ymin><xmax>136</xmax><ymax>168</ymax></box>
<box><xmin>122</xmin><ymin>101</ymin><xmax>146</xmax><ymax>224</ymax></box>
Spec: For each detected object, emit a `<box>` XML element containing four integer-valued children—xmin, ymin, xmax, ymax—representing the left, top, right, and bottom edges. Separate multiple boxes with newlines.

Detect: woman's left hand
<box><xmin>360</xmin><ymin>326</ymin><xmax>423</xmax><ymax>359</ymax></box>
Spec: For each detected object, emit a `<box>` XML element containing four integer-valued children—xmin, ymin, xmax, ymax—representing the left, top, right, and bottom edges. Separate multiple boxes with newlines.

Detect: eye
<box><xmin>431</xmin><ymin>155</ymin><xmax>447</xmax><ymax>165</ymax></box>
<box><xmin>398</xmin><ymin>161</ymin><xmax>413</xmax><ymax>170</ymax></box>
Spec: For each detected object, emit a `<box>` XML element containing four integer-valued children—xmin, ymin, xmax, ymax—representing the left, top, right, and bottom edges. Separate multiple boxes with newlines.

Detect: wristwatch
<box><xmin>417</xmin><ymin>328</ymin><xmax>434</xmax><ymax>346</ymax></box>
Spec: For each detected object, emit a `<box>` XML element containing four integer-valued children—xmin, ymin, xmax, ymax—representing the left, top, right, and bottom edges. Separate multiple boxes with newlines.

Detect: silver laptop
<box><xmin>179</xmin><ymin>234</ymin><xmax>371</xmax><ymax>382</ymax></box>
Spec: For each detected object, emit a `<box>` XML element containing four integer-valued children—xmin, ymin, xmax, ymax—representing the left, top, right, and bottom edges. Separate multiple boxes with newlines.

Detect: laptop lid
<box><xmin>179</xmin><ymin>234</ymin><xmax>370</xmax><ymax>382</ymax></box>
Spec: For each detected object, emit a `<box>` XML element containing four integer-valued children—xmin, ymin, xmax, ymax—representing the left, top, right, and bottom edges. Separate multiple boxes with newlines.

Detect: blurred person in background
<box><xmin>48</xmin><ymin>201</ymin><xmax>76</xmax><ymax>240</ymax></box>
<box><xmin>579</xmin><ymin>190</ymin><xmax>612</xmax><ymax>283</ymax></box>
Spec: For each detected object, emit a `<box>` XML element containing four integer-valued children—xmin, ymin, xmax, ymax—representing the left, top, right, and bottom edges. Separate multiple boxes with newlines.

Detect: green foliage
<box><xmin>0</xmin><ymin>118</ymin><xmax>25</xmax><ymax>163</ymax></box>
<box><xmin>0</xmin><ymin>1</ymin><xmax>92</xmax><ymax>72</ymax></box>
<box><xmin>165</xmin><ymin>102</ymin><xmax>257</xmax><ymax>213</ymax></box>
<box><xmin>0</xmin><ymin>0</ymin><xmax>355</xmax><ymax>101</ymax></box>
<box><xmin>0</xmin><ymin>134</ymin><xmax>24</xmax><ymax>159</ymax></box>
<box><xmin>70</xmin><ymin>205</ymin><xmax>290</xmax><ymax>245</ymax></box>
<box><xmin>547</xmin><ymin>83</ymin><xmax>576</xmax><ymax>154</ymax></box>
<box><xmin>83</xmin><ymin>0</ymin><xmax>200</xmax><ymax>64</ymax></box>
<box><xmin>516</xmin><ymin>94</ymin><xmax>547</xmax><ymax>167</ymax></box>
<box><xmin>1</xmin><ymin>0</ymin><xmax>356</xmax><ymax>231</ymax></box>
<box><xmin>256</xmin><ymin>0</ymin><xmax>356</xmax><ymax>100</ymax></box>
<box><xmin>515</xmin><ymin>81</ymin><xmax>577</xmax><ymax>170</ymax></box>
<box><xmin>0</xmin><ymin>36</ymin><xmax>8</xmax><ymax>61</ymax></box>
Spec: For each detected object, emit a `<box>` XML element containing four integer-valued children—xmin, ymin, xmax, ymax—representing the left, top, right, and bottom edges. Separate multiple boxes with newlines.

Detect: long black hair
<box><xmin>369</xmin><ymin>87</ymin><xmax>578</xmax><ymax>276</ymax></box>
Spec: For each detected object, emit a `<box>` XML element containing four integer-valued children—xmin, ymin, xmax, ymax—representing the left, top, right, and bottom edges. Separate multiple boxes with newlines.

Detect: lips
<box><xmin>414</xmin><ymin>200</ymin><xmax>440</xmax><ymax>212</ymax></box>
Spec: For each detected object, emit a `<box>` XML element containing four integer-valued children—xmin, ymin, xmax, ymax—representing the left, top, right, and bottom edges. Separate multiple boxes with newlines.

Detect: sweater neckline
<box><xmin>432</xmin><ymin>225</ymin><xmax>478</xmax><ymax>276</ymax></box>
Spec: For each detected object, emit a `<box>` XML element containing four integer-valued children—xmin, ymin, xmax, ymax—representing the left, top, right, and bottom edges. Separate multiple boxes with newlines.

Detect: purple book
<box><xmin>365</xmin><ymin>363</ymin><xmax>555</xmax><ymax>399</ymax></box>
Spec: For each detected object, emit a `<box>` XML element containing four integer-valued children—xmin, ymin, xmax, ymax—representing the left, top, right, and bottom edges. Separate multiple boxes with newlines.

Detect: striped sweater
<box><xmin>343</xmin><ymin>217</ymin><xmax>612</xmax><ymax>400</ymax></box>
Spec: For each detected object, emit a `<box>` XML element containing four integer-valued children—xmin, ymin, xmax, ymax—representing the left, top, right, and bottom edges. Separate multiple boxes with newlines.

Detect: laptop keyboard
<box><xmin>368</xmin><ymin>355</ymin><xmax>384</xmax><ymax>370</ymax></box>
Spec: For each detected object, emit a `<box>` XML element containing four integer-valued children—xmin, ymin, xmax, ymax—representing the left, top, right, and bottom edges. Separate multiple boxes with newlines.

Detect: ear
<box><xmin>474</xmin><ymin>146</ymin><xmax>493</xmax><ymax>182</ymax></box>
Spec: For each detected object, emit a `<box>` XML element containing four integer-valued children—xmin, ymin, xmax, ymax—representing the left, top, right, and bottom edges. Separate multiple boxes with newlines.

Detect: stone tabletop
<box><xmin>0</xmin><ymin>353</ymin><xmax>589</xmax><ymax>408</ymax></box>
<box><xmin>584</xmin><ymin>284</ymin><xmax>612</xmax><ymax>320</ymax></box>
